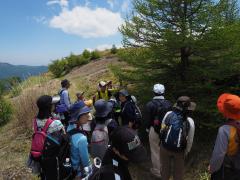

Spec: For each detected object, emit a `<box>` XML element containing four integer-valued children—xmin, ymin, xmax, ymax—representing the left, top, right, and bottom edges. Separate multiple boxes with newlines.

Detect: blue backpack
<box><xmin>160</xmin><ymin>111</ymin><xmax>189</xmax><ymax>152</ymax></box>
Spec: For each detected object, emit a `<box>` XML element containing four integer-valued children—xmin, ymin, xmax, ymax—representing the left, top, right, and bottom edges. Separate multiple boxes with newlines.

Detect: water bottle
<box><xmin>63</xmin><ymin>158</ymin><xmax>72</xmax><ymax>175</ymax></box>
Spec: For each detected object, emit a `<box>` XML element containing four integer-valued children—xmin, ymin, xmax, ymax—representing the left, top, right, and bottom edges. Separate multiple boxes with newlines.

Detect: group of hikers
<box><xmin>27</xmin><ymin>79</ymin><xmax>240</xmax><ymax>180</ymax></box>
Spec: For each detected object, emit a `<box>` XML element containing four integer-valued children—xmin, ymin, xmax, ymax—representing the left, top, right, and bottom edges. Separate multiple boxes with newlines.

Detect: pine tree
<box><xmin>120</xmin><ymin>0</ymin><xmax>240</xmax><ymax>80</ymax></box>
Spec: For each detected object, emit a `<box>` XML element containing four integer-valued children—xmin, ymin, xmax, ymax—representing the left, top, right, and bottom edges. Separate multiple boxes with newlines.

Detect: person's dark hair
<box><xmin>37</xmin><ymin>95</ymin><xmax>52</xmax><ymax>119</ymax></box>
<box><xmin>95</xmin><ymin>117</ymin><xmax>107</xmax><ymax>124</ymax></box>
<box><xmin>61</xmin><ymin>79</ymin><xmax>70</xmax><ymax>88</ymax></box>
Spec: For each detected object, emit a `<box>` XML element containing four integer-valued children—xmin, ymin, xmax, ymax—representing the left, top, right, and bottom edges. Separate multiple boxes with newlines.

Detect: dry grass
<box><xmin>0</xmin><ymin>57</ymin><xmax>212</xmax><ymax>180</ymax></box>
<box><xmin>0</xmin><ymin>57</ymin><xmax>124</xmax><ymax>179</ymax></box>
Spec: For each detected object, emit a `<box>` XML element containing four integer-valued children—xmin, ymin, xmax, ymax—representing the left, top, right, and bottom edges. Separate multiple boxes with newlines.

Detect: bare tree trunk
<box><xmin>180</xmin><ymin>47</ymin><xmax>191</xmax><ymax>81</ymax></box>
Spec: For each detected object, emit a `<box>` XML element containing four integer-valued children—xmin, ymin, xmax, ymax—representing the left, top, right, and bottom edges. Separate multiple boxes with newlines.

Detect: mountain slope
<box><xmin>0</xmin><ymin>62</ymin><xmax>48</xmax><ymax>79</ymax></box>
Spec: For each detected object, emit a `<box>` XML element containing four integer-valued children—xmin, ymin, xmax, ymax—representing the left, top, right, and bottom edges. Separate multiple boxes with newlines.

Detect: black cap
<box><xmin>110</xmin><ymin>127</ymin><xmax>147</xmax><ymax>163</ymax></box>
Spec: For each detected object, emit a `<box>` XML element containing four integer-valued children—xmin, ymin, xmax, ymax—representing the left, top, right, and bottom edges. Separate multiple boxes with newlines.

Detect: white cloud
<box><xmin>107</xmin><ymin>0</ymin><xmax>114</xmax><ymax>9</ymax></box>
<box><xmin>96</xmin><ymin>44</ymin><xmax>122</xmax><ymax>51</ymax></box>
<box><xmin>33</xmin><ymin>16</ymin><xmax>48</xmax><ymax>24</ymax></box>
<box><xmin>47</xmin><ymin>0</ymin><xmax>68</xmax><ymax>9</ymax></box>
<box><xmin>121</xmin><ymin>0</ymin><xmax>130</xmax><ymax>12</ymax></box>
<box><xmin>96</xmin><ymin>44</ymin><xmax>112</xmax><ymax>51</ymax></box>
<box><xmin>49</xmin><ymin>6</ymin><xmax>123</xmax><ymax>38</ymax></box>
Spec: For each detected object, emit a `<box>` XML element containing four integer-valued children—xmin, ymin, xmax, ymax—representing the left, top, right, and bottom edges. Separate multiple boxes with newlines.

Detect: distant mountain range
<box><xmin>0</xmin><ymin>62</ymin><xmax>48</xmax><ymax>79</ymax></box>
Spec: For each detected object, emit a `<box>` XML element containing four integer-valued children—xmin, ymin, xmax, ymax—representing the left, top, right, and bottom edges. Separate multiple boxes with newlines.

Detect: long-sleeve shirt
<box><xmin>67</xmin><ymin>124</ymin><xmax>91</xmax><ymax>176</ymax></box>
<box><xmin>59</xmin><ymin>88</ymin><xmax>71</xmax><ymax>109</ymax></box>
<box><xmin>210</xmin><ymin>125</ymin><xmax>240</xmax><ymax>173</ymax></box>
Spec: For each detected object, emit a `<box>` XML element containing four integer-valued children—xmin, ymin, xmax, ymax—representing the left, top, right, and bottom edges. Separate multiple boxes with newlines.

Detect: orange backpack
<box><xmin>226</xmin><ymin>121</ymin><xmax>240</xmax><ymax>156</ymax></box>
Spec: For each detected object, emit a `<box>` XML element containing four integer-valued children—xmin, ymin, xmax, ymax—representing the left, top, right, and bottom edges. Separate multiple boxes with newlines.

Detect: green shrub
<box><xmin>68</xmin><ymin>54</ymin><xmax>80</xmax><ymax>68</ymax></box>
<box><xmin>49</xmin><ymin>59</ymin><xmax>68</xmax><ymax>77</ymax></box>
<box><xmin>90</xmin><ymin>50</ymin><xmax>101</xmax><ymax>60</ymax></box>
<box><xmin>111</xmin><ymin>44</ymin><xmax>117</xmax><ymax>54</ymax></box>
<box><xmin>0</xmin><ymin>97</ymin><xmax>13</xmax><ymax>126</ymax></box>
<box><xmin>82</xmin><ymin>49</ymin><xmax>91</xmax><ymax>59</ymax></box>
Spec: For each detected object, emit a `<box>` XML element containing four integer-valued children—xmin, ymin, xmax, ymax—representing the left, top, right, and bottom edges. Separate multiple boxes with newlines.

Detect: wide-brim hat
<box><xmin>119</xmin><ymin>89</ymin><xmax>130</xmax><ymax>97</ymax></box>
<box><xmin>76</xmin><ymin>91</ymin><xmax>85</xmax><ymax>97</ymax></box>
<box><xmin>111</xmin><ymin>127</ymin><xmax>147</xmax><ymax>163</ymax></box>
<box><xmin>173</xmin><ymin>96</ymin><xmax>196</xmax><ymax>111</ymax></box>
<box><xmin>94</xmin><ymin>99</ymin><xmax>113</xmax><ymax>118</ymax></box>
<box><xmin>99</xmin><ymin>81</ymin><xmax>107</xmax><ymax>87</ymax></box>
<box><xmin>69</xmin><ymin>106</ymin><xmax>91</xmax><ymax>123</ymax></box>
<box><xmin>217</xmin><ymin>93</ymin><xmax>240</xmax><ymax>120</ymax></box>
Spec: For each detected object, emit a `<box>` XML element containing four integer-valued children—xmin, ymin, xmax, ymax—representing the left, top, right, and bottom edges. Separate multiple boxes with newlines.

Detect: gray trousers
<box><xmin>160</xmin><ymin>145</ymin><xmax>184</xmax><ymax>180</ymax></box>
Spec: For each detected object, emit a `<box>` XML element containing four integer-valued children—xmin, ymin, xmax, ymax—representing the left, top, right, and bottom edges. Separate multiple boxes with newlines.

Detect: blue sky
<box><xmin>0</xmin><ymin>0</ymin><xmax>131</xmax><ymax>66</ymax></box>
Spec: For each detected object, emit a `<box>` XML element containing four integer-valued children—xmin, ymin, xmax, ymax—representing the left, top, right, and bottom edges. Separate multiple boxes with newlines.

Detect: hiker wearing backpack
<box><xmin>119</xmin><ymin>89</ymin><xmax>137</xmax><ymax>129</ymax></box>
<box><xmin>89</xmin><ymin>127</ymin><xmax>147</xmax><ymax>180</ymax></box>
<box><xmin>209</xmin><ymin>93</ymin><xmax>240</xmax><ymax>180</ymax></box>
<box><xmin>160</xmin><ymin>96</ymin><xmax>196</xmax><ymax>180</ymax></box>
<box><xmin>90</xmin><ymin>99</ymin><xmax>114</xmax><ymax>160</ymax></box>
<box><xmin>145</xmin><ymin>83</ymin><xmax>172</xmax><ymax>178</ymax></box>
<box><xmin>28</xmin><ymin>95</ymin><xmax>65</xmax><ymax>180</ymax></box>
<box><xmin>57</xmin><ymin>79</ymin><xmax>72</xmax><ymax>125</ymax></box>
<box><xmin>67</xmin><ymin>103</ymin><xmax>92</xmax><ymax>179</ymax></box>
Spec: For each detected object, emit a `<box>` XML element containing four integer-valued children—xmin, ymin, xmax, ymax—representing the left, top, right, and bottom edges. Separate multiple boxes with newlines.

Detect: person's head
<box><xmin>76</xmin><ymin>91</ymin><xmax>85</xmax><ymax>101</ymax></box>
<box><xmin>173</xmin><ymin>96</ymin><xmax>196</xmax><ymax>113</ymax></box>
<box><xmin>217</xmin><ymin>93</ymin><xmax>240</xmax><ymax>121</ymax></box>
<box><xmin>69</xmin><ymin>101</ymin><xmax>91</xmax><ymax>126</ymax></box>
<box><xmin>110</xmin><ymin>127</ymin><xmax>147</xmax><ymax>163</ymax></box>
<box><xmin>99</xmin><ymin>81</ymin><xmax>107</xmax><ymax>92</ymax></box>
<box><xmin>37</xmin><ymin>95</ymin><xmax>56</xmax><ymax>119</ymax></box>
<box><xmin>119</xmin><ymin>89</ymin><xmax>130</xmax><ymax>103</ymax></box>
<box><xmin>94</xmin><ymin>99</ymin><xmax>113</xmax><ymax>122</ymax></box>
<box><xmin>61</xmin><ymin>79</ymin><xmax>70</xmax><ymax>89</ymax></box>
<box><xmin>153</xmin><ymin>83</ymin><xmax>165</xmax><ymax>96</ymax></box>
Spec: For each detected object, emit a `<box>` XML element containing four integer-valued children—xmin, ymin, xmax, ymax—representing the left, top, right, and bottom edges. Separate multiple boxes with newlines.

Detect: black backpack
<box><xmin>42</xmin><ymin>129</ymin><xmax>83</xmax><ymax>180</ymax></box>
<box><xmin>122</xmin><ymin>100</ymin><xmax>142</xmax><ymax>129</ymax></box>
<box><xmin>151</xmin><ymin>99</ymin><xmax>172</xmax><ymax>134</ymax></box>
<box><xmin>88</xmin><ymin>164</ymin><xmax>117</xmax><ymax>180</ymax></box>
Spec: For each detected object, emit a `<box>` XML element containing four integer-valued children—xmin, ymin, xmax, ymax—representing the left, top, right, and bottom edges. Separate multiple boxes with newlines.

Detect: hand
<box><xmin>128</xmin><ymin>122</ymin><xmax>133</xmax><ymax>128</ymax></box>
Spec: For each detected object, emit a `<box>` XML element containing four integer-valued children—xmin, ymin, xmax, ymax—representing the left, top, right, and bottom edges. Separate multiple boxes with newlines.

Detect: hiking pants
<box><xmin>211</xmin><ymin>166</ymin><xmax>240</xmax><ymax>180</ymax></box>
<box><xmin>149</xmin><ymin>127</ymin><xmax>161</xmax><ymax>177</ymax></box>
<box><xmin>160</xmin><ymin>145</ymin><xmax>184</xmax><ymax>180</ymax></box>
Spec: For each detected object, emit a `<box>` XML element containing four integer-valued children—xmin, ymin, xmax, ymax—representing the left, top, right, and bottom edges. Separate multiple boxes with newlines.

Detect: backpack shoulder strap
<box><xmin>162</xmin><ymin>111</ymin><xmax>173</xmax><ymax>126</ymax></box>
<box><xmin>59</xmin><ymin>89</ymin><xmax>65</xmax><ymax>95</ymax></box>
<box><xmin>151</xmin><ymin>99</ymin><xmax>163</xmax><ymax>114</ymax></box>
<box><xmin>42</xmin><ymin>118</ymin><xmax>54</xmax><ymax>133</ymax></box>
<box><xmin>97</xmin><ymin>91</ymin><xmax>101</xmax><ymax>99</ymax></box>
<box><xmin>226</xmin><ymin>120</ymin><xmax>240</xmax><ymax>137</ymax></box>
<box><xmin>33</xmin><ymin>118</ymin><xmax>38</xmax><ymax>132</ymax></box>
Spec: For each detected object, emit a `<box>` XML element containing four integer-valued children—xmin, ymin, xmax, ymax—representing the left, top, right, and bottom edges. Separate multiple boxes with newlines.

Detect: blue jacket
<box><xmin>67</xmin><ymin>124</ymin><xmax>91</xmax><ymax>177</ymax></box>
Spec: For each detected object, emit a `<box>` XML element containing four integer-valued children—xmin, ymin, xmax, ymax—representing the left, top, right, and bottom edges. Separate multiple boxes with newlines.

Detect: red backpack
<box><xmin>30</xmin><ymin>118</ymin><xmax>53</xmax><ymax>160</ymax></box>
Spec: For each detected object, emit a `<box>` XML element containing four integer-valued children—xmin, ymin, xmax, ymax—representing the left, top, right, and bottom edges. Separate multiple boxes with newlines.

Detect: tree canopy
<box><xmin>120</xmin><ymin>0</ymin><xmax>240</xmax><ymax>80</ymax></box>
